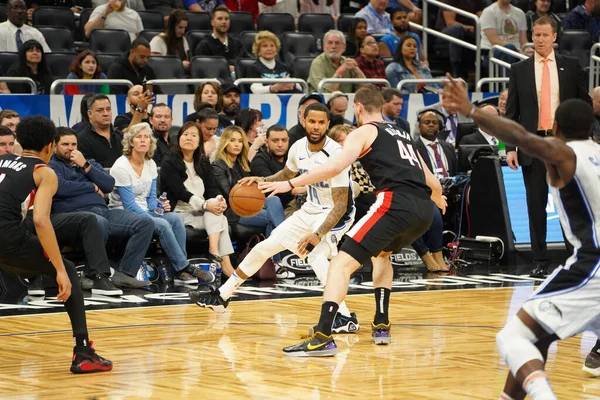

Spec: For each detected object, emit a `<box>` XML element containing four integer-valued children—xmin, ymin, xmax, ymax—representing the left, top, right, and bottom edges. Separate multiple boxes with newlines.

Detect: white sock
<box><xmin>337</xmin><ymin>301</ymin><xmax>351</xmax><ymax>317</ymax></box>
<box><xmin>522</xmin><ymin>371</ymin><xmax>556</xmax><ymax>400</ymax></box>
<box><xmin>218</xmin><ymin>272</ymin><xmax>245</xmax><ymax>301</ymax></box>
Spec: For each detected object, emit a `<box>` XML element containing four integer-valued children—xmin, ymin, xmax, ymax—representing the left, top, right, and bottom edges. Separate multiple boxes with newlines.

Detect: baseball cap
<box><xmin>221</xmin><ymin>83</ymin><xmax>241</xmax><ymax>95</ymax></box>
<box><xmin>299</xmin><ymin>93</ymin><xmax>323</xmax><ymax>106</ymax></box>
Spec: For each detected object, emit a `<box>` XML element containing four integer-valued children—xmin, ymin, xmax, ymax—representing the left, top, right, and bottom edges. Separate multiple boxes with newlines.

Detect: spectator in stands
<box><xmin>260</xmin><ymin>0</ymin><xmax>297</xmax><ymax>19</ymax></box>
<box><xmin>355</xmin><ymin>0</ymin><xmax>393</xmax><ymax>33</ymax></box>
<box><xmin>355</xmin><ymin>35</ymin><xmax>387</xmax><ymax>85</ymax></box>
<box><xmin>248</xmin><ymin>31</ymin><xmax>302</xmax><ymax>94</ymax></box>
<box><xmin>194</xmin><ymin>5</ymin><xmax>244</xmax><ymax>67</ymax></box>
<box><xmin>526</xmin><ymin>0</ymin><xmax>562</xmax><ymax>41</ymax></box>
<box><xmin>0</xmin><ymin>68</ymin><xmax>10</xmax><ymax>94</ymax></box>
<box><xmin>414</xmin><ymin>101</ymin><xmax>468</xmax><ymax>144</ymax></box>
<box><xmin>562</xmin><ymin>0</ymin><xmax>600</xmax><ymax>39</ymax></box>
<box><xmin>72</xmin><ymin>94</ymin><xmax>93</xmax><ymax>133</ymax></box>
<box><xmin>160</xmin><ymin>122</ymin><xmax>235</xmax><ymax>276</ymax></box>
<box><xmin>220</xmin><ymin>83</ymin><xmax>241</xmax><ymax>124</ymax></box>
<box><xmin>222</xmin><ymin>0</ymin><xmax>276</xmax><ymax>22</ymax></box>
<box><xmin>196</xmin><ymin>107</ymin><xmax>220</xmax><ymax>162</ymax></box>
<box><xmin>63</xmin><ymin>50</ymin><xmax>109</xmax><ymax>95</ymax></box>
<box><xmin>25</xmin><ymin>0</ymin><xmax>81</xmax><ymax>25</ymax></box>
<box><xmin>93</xmin><ymin>0</ymin><xmax>146</xmax><ymax>10</ymax></box>
<box><xmin>288</xmin><ymin>93</ymin><xmax>322</xmax><ymax>146</ymax></box>
<box><xmin>144</xmin><ymin>0</ymin><xmax>183</xmax><ymax>17</ymax></box>
<box><xmin>412</xmin><ymin>206</ymin><xmax>447</xmax><ymax>272</ymax></box>
<box><xmin>78</xmin><ymin>94</ymin><xmax>124</xmax><ymax>168</ymax></box>
<box><xmin>0</xmin><ymin>126</ymin><xmax>15</xmax><ymax>155</ymax></box>
<box><xmin>480</xmin><ymin>0</ymin><xmax>528</xmax><ymax>66</ymax></box>
<box><xmin>497</xmin><ymin>87</ymin><xmax>508</xmax><ymax>116</ymax></box>
<box><xmin>385</xmin><ymin>35</ymin><xmax>439</xmax><ymax>94</ymax></box>
<box><xmin>185</xmin><ymin>82</ymin><xmax>232</xmax><ymax>134</ymax></box>
<box><xmin>379</xmin><ymin>9</ymin><xmax>424</xmax><ymax>62</ymax></box>
<box><xmin>300</xmin><ymin>0</ymin><xmax>339</xmax><ymax>21</ymax></box>
<box><xmin>308</xmin><ymin>30</ymin><xmax>367</xmax><ymax>93</ymax></box>
<box><xmin>1</xmin><ymin>110</ymin><xmax>21</xmax><ymax>154</ymax></box>
<box><xmin>591</xmin><ymin>86</ymin><xmax>600</xmax><ymax>140</ymax></box>
<box><xmin>414</xmin><ymin>109</ymin><xmax>457</xmax><ymax>178</ymax></box>
<box><xmin>461</xmin><ymin>105</ymin><xmax>501</xmax><ymax>145</ymax></box>
<box><xmin>434</xmin><ymin>0</ymin><xmax>483</xmax><ymax>79</ymax></box>
<box><xmin>0</xmin><ymin>0</ymin><xmax>51</xmax><ymax>53</ymax></box>
<box><xmin>211</xmin><ymin>125</ymin><xmax>286</xmax><ymax>263</ymax></box>
<box><xmin>344</xmin><ymin>17</ymin><xmax>367</xmax><ymax>57</ymax></box>
<box><xmin>6</xmin><ymin>39</ymin><xmax>54</xmax><ymax>94</ymax></box>
<box><xmin>148</xmin><ymin>102</ymin><xmax>173</xmax><ymax>166</ymax></box>
<box><xmin>49</xmin><ymin>127</ymin><xmax>153</xmax><ymax>289</ymax></box>
<box><xmin>150</xmin><ymin>9</ymin><xmax>190</xmax><ymax>73</ymax></box>
<box><xmin>114</xmin><ymin>84</ymin><xmax>153</xmax><ymax>132</ymax></box>
<box><xmin>107</xmin><ymin>38</ymin><xmax>157</xmax><ymax>95</ymax></box>
<box><xmin>327</xmin><ymin>92</ymin><xmax>349</xmax><ymax>117</ymax></box>
<box><xmin>184</xmin><ymin>0</ymin><xmax>223</xmax><ymax>12</ymax></box>
<box><xmin>381</xmin><ymin>88</ymin><xmax>410</xmax><ymax>133</ymax></box>
<box><xmin>85</xmin><ymin>0</ymin><xmax>144</xmax><ymax>42</ymax></box>
<box><xmin>235</xmin><ymin>108</ymin><xmax>266</xmax><ymax>162</ymax></box>
<box><xmin>109</xmin><ymin>122</ymin><xmax>216</xmax><ymax>284</ymax></box>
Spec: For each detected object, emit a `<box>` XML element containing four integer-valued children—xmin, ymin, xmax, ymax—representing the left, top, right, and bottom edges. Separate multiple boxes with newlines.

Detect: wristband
<box><xmin>288</xmin><ymin>180</ymin><xmax>295</xmax><ymax>189</ymax></box>
<box><xmin>101</xmin><ymin>15</ymin><xmax>107</xmax><ymax>19</ymax></box>
<box><xmin>82</xmin><ymin>161</ymin><xmax>90</xmax><ymax>170</ymax></box>
<box><xmin>314</xmin><ymin>232</ymin><xmax>322</xmax><ymax>240</ymax></box>
<box><xmin>251</xmin><ymin>145</ymin><xmax>259</xmax><ymax>151</ymax></box>
<box><xmin>467</xmin><ymin>104</ymin><xmax>476</xmax><ymax>119</ymax></box>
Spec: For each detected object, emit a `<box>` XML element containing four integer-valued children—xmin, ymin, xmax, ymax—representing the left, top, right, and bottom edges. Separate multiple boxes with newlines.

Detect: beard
<box><xmin>394</xmin><ymin>24</ymin><xmax>408</xmax><ymax>33</ymax></box>
<box><xmin>223</xmin><ymin>103</ymin><xmax>239</xmax><ymax>117</ymax></box>
<box><xmin>307</xmin><ymin>132</ymin><xmax>327</xmax><ymax>144</ymax></box>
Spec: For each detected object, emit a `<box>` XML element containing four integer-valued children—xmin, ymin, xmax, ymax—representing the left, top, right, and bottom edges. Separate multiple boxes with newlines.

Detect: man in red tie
<box><xmin>414</xmin><ymin>109</ymin><xmax>457</xmax><ymax>178</ymax></box>
<box><xmin>505</xmin><ymin>16</ymin><xmax>591</xmax><ymax>278</ymax></box>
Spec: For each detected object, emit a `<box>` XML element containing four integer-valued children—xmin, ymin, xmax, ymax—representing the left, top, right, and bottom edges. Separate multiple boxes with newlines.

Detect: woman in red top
<box><xmin>355</xmin><ymin>35</ymin><xmax>387</xmax><ymax>88</ymax></box>
<box><xmin>222</xmin><ymin>0</ymin><xmax>276</xmax><ymax>21</ymax></box>
<box><xmin>63</xmin><ymin>51</ymin><xmax>109</xmax><ymax>95</ymax></box>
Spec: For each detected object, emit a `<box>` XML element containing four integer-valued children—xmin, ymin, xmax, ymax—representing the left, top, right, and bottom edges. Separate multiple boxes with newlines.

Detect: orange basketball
<box><xmin>229</xmin><ymin>183</ymin><xmax>266</xmax><ymax>217</ymax></box>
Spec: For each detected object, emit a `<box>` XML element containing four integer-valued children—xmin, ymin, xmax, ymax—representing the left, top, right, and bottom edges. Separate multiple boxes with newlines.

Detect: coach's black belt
<box><xmin>536</xmin><ymin>129</ymin><xmax>552</xmax><ymax>136</ymax></box>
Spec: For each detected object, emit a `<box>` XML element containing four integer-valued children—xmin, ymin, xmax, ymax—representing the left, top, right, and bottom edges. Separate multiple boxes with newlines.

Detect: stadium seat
<box><xmin>235</xmin><ymin>57</ymin><xmax>259</xmax><ymax>92</ymax></box>
<box><xmin>46</xmin><ymin>52</ymin><xmax>77</xmax><ymax>83</ymax></box>
<box><xmin>256</xmin><ymin>13</ymin><xmax>294</xmax><ymax>36</ymax></box>
<box><xmin>239</xmin><ymin>31</ymin><xmax>258</xmax><ymax>58</ymax></box>
<box><xmin>298</xmin><ymin>13</ymin><xmax>335</xmax><ymax>41</ymax></box>
<box><xmin>280</xmin><ymin>32</ymin><xmax>318</xmax><ymax>67</ymax></box>
<box><xmin>138</xmin><ymin>10</ymin><xmax>165</xmax><ymax>30</ymax></box>
<box><xmin>32</xmin><ymin>7</ymin><xmax>75</xmax><ymax>31</ymax></box>
<box><xmin>382</xmin><ymin>57</ymin><xmax>393</xmax><ymax>67</ymax></box>
<box><xmin>337</xmin><ymin>14</ymin><xmax>355</xmax><ymax>35</ymax></box>
<box><xmin>77</xmin><ymin>8</ymin><xmax>94</xmax><ymax>42</ymax></box>
<box><xmin>229</xmin><ymin>12</ymin><xmax>255</xmax><ymax>36</ymax></box>
<box><xmin>38</xmin><ymin>26</ymin><xmax>75</xmax><ymax>52</ymax></box>
<box><xmin>96</xmin><ymin>53</ymin><xmax>119</xmax><ymax>75</ymax></box>
<box><xmin>185</xmin><ymin>11</ymin><xmax>212</xmax><ymax>32</ymax></box>
<box><xmin>187</xmin><ymin>30</ymin><xmax>210</xmax><ymax>55</ymax></box>
<box><xmin>559</xmin><ymin>30</ymin><xmax>593</xmax><ymax>69</ymax></box>
<box><xmin>0</xmin><ymin>52</ymin><xmax>17</xmax><ymax>74</ymax></box>
<box><xmin>147</xmin><ymin>56</ymin><xmax>187</xmax><ymax>94</ymax></box>
<box><xmin>89</xmin><ymin>29</ymin><xmax>131</xmax><ymax>54</ymax></box>
<box><xmin>292</xmin><ymin>56</ymin><xmax>314</xmax><ymax>82</ymax></box>
<box><xmin>190</xmin><ymin>56</ymin><xmax>231</xmax><ymax>83</ymax></box>
<box><xmin>138</xmin><ymin>29</ymin><xmax>163</xmax><ymax>43</ymax></box>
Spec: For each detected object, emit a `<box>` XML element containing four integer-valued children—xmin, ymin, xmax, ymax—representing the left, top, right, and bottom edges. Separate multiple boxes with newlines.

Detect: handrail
<box><xmin>589</xmin><ymin>43</ymin><xmax>600</xmax><ymax>92</ymax></box>
<box><xmin>234</xmin><ymin>78</ymin><xmax>309</xmax><ymax>93</ymax></box>
<box><xmin>397</xmin><ymin>77</ymin><xmax>467</xmax><ymax>93</ymax></box>
<box><xmin>419</xmin><ymin>0</ymin><xmax>482</xmax><ymax>83</ymax></box>
<box><xmin>1</xmin><ymin>77</ymin><xmax>37</xmax><ymax>94</ymax></box>
<box><xmin>476</xmin><ymin>77</ymin><xmax>509</xmax><ymax>92</ymax></box>
<box><xmin>488</xmin><ymin>45</ymin><xmax>527</xmax><ymax>92</ymax></box>
<box><xmin>50</xmin><ymin>79</ymin><xmax>133</xmax><ymax>94</ymax></box>
<box><xmin>490</xmin><ymin>44</ymin><xmax>528</xmax><ymax>61</ymax></box>
<box><xmin>147</xmin><ymin>78</ymin><xmax>220</xmax><ymax>87</ymax></box>
<box><xmin>317</xmin><ymin>78</ymin><xmax>390</xmax><ymax>93</ymax></box>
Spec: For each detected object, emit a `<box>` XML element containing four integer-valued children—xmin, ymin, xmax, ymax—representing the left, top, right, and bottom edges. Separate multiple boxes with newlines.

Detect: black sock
<box><xmin>374</xmin><ymin>287</ymin><xmax>391</xmax><ymax>325</ymax></box>
<box><xmin>74</xmin><ymin>334</ymin><xmax>90</xmax><ymax>347</ymax></box>
<box><xmin>593</xmin><ymin>339</ymin><xmax>600</xmax><ymax>354</ymax></box>
<box><xmin>316</xmin><ymin>301</ymin><xmax>339</xmax><ymax>336</ymax></box>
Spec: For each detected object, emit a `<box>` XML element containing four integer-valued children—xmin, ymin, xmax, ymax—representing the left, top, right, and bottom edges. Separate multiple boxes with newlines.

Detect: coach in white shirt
<box><xmin>460</xmin><ymin>105</ymin><xmax>500</xmax><ymax>145</ymax></box>
<box><xmin>0</xmin><ymin>0</ymin><xmax>51</xmax><ymax>53</ymax></box>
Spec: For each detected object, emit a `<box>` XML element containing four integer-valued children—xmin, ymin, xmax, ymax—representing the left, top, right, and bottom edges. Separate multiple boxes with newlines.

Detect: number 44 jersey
<box><xmin>359</xmin><ymin>122</ymin><xmax>432</xmax><ymax>200</ymax></box>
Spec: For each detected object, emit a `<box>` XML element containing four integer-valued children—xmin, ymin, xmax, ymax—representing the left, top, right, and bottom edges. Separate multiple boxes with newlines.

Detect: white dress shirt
<box><xmin>479</xmin><ymin>129</ymin><xmax>498</xmax><ymax>145</ymax></box>
<box><xmin>420</xmin><ymin>136</ymin><xmax>449</xmax><ymax>174</ymax></box>
<box><xmin>0</xmin><ymin>21</ymin><xmax>51</xmax><ymax>53</ymax></box>
<box><xmin>534</xmin><ymin>50</ymin><xmax>560</xmax><ymax>130</ymax></box>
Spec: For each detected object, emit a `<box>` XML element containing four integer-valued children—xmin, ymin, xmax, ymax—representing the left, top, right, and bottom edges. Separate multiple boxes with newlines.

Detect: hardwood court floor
<box><xmin>0</xmin><ymin>287</ymin><xmax>598</xmax><ymax>399</ymax></box>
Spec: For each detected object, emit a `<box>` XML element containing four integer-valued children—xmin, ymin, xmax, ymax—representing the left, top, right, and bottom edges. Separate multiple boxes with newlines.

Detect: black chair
<box><xmin>38</xmin><ymin>26</ymin><xmax>75</xmax><ymax>52</ymax></box>
<box><xmin>185</xmin><ymin>11</ymin><xmax>212</xmax><ymax>31</ymax></box>
<box><xmin>256</xmin><ymin>13</ymin><xmax>295</xmax><ymax>36</ymax></box>
<box><xmin>559</xmin><ymin>30</ymin><xmax>593</xmax><ymax>69</ymax></box>
<box><xmin>235</xmin><ymin>57</ymin><xmax>259</xmax><ymax>92</ymax></box>
<box><xmin>298</xmin><ymin>13</ymin><xmax>335</xmax><ymax>41</ymax></box>
<box><xmin>382</xmin><ymin>56</ymin><xmax>393</xmax><ymax>67</ymax></box>
<box><xmin>96</xmin><ymin>53</ymin><xmax>119</xmax><ymax>75</ymax></box>
<box><xmin>32</xmin><ymin>7</ymin><xmax>75</xmax><ymax>31</ymax></box>
<box><xmin>337</xmin><ymin>14</ymin><xmax>355</xmax><ymax>34</ymax></box>
<box><xmin>46</xmin><ymin>52</ymin><xmax>77</xmax><ymax>83</ymax></box>
<box><xmin>77</xmin><ymin>8</ymin><xmax>94</xmax><ymax>42</ymax></box>
<box><xmin>187</xmin><ymin>30</ymin><xmax>210</xmax><ymax>55</ymax></box>
<box><xmin>280</xmin><ymin>32</ymin><xmax>318</xmax><ymax>66</ymax></box>
<box><xmin>0</xmin><ymin>5</ymin><xmax>6</xmax><ymax>23</ymax></box>
<box><xmin>239</xmin><ymin>30</ymin><xmax>258</xmax><ymax>58</ymax></box>
<box><xmin>0</xmin><ymin>52</ymin><xmax>18</xmax><ymax>74</ymax></box>
<box><xmin>138</xmin><ymin>29</ymin><xmax>163</xmax><ymax>43</ymax></box>
<box><xmin>229</xmin><ymin>12</ymin><xmax>255</xmax><ymax>36</ymax></box>
<box><xmin>147</xmin><ymin>56</ymin><xmax>187</xmax><ymax>94</ymax></box>
<box><xmin>292</xmin><ymin>56</ymin><xmax>314</xmax><ymax>82</ymax></box>
<box><xmin>138</xmin><ymin>10</ymin><xmax>165</xmax><ymax>30</ymax></box>
<box><xmin>89</xmin><ymin>29</ymin><xmax>131</xmax><ymax>54</ymax></box>
<box><xmin>190</xmin><ymin>56</ymin><xmax>231</xmax><ymax>83</ymax></box>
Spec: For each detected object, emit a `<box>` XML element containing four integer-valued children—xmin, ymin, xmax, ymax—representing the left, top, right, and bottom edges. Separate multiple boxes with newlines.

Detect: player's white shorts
<box><xmin>271</xmin><ymin>208</ymin><xmax>353</xmax><ymax>258</ymax></box>
<box><xmin>523</xmin><ymin>258</ymin><xmax>600</xmax><ymax>339</ymax></box>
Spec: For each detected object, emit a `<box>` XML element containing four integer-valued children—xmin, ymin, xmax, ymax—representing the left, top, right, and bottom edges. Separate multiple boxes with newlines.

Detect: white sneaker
<box><xmin>275</xmin><ymin>263</ymin><xmax>296</xmax><ymax>279</ymax></box>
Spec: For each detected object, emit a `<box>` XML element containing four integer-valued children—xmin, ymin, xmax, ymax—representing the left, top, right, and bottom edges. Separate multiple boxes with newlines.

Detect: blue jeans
<box><xmin>88</xmin><ymin>206</ymin><xmax>155</xmax><ymax>277</ymax></box>
<box><xmin>412</xmin><ymin>205</ymin><xmax>444</xmax><ymax>256</ymax></box>
<box><xmin>151</xmin><ymin>212</ymin><xmax>188</xmax><ymax>271</ymax></box>
<box><xmin>239</xmin><ymin>196</ymin><xmax>285</xmax><ymax>261</ymax></box>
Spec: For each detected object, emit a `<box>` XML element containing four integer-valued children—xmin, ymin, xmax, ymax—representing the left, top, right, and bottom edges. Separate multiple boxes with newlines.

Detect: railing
<box><xmin>488</xmin><ymin>45</ymin><xmax>527</xmax><ymax>92</ymax></box>
<box><xmin>397</xmin><ymin>77</ymin><xmax>467</xmax><ymax>93</ymax></box>
<box><xmin>589</xmin><ymin>43</ymin><xmax>600</xmax><ymax>92</ymax></box>
<box><xmin>234</xmin><ymin>78</ymin><xmax>309</xmax><ymax>93</ymax></box>
<box><xmin>50</xmin><ymin>79</ymin><xmax>134</xmax><ymax>94</ymax></box>
<box><xmin>147</xmin><ymin>78</ymin><xmax>220</xmax><ymax>87</ymax></box>
<box><xmin>413</xmin><ymin>0</ymin><xmax>482</xmax><ymax>83</ymax></box>
<box><xmin>476</xmin><ymin>77</ymin><xmax>509</xmax><ymax>93</ymax></box>
<box><xmin>317</xmin><ymin>78</ymin><xmax>390</xmax><ymax>93</ymax></box>
<box><xmin>1</xmin><ymin>77</ymin><xmax>38</xmax><ymax>94</ymax></box>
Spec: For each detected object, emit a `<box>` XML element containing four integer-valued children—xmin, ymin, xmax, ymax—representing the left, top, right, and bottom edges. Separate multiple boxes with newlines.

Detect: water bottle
<box><xmin>497</xmin><ymin>139</ymin><xmax>506</xmax><ymax>159</ymax></box>
<box><xmin>155</xmin><ymin>192</ymin><xmax>167</xmax><ymax>215</ymax></box>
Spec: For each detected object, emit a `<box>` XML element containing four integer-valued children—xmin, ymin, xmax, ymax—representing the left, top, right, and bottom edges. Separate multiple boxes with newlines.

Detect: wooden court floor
<box><xmin>0</xmin><ymin>287</ymin><xmax>598</xmax><ymax>399</ymax></box>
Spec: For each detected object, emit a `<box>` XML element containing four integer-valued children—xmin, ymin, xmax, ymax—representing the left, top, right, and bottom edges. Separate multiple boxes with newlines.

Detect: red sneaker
<box><xmin>70</xmin><ymin>341</ymin><xmax>113</xmax><ymax>373</ymax></box>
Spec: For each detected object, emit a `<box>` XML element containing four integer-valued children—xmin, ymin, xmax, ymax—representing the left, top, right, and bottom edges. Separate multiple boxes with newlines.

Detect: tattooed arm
<box><xmin>315</xmin><ymin>186</ymin><xmax>349</xmax><ymax>237</ymax></box>
<box><xmin>264</xmin><ymin>166</ymin><xmax>298</xmax><ymax>183</ymax></box>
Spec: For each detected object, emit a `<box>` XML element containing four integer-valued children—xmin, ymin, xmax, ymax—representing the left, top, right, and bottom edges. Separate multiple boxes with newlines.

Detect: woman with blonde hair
<box><xmin>109</xmin><ymin>123</ymin><xmax>216</xmax><ymax>284</ymax></box>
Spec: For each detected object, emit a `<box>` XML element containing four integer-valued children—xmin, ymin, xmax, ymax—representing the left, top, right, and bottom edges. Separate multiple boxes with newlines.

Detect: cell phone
<box><xmin>142</xmin><ymin>82</ymin><xmax>153</xmax><ymax>97</ymax></box>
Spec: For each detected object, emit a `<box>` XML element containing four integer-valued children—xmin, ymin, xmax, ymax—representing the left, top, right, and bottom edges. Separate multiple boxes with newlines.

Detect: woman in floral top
<box><xmin>385</xmin><ymin>35</ymin><xmax>441</xmax><ymax>94</ymax></box>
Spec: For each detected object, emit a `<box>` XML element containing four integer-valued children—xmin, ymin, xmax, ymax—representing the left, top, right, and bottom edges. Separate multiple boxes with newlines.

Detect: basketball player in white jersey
<box><xmin>443</xmin><ymin>75</ymin><xmax>600</xmax><ymax>400</ymax></box>
<box><xmin>191</xmin><ymin>103</ymin><xmax>360</xmax><ymax>333</ymax></box>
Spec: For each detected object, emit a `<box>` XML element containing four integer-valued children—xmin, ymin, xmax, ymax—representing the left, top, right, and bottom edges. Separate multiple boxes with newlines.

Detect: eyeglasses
<box><xmin>362</xmin><ymin>41</ymin><xmax>378</xmax><ymax>47</ymax></box>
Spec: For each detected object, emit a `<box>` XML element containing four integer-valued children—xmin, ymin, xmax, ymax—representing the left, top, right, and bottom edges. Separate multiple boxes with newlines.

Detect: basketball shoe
<box><xmin>583</xmin><ymin>348</ymin><xmax>600</xmax><ymax>376</ymax></box>
<box><xmin>191</xmin><ymin>288</ymin><xmax>229</xmax><ymax>313</ymax></box>
<box><xmin>306</xmin><ymin>312</ymin><xmax>360</xmax><ymax>336</ymax></box>
<box><xmin>283</xmin><ymin>332</ymin><xmax>337</xmax><ymax>357</ymax></box>
<box><xmin>70</xmin><ymin>341</ymin><xmax>113</xmax><ymax>374</ymax></box>
<box><xmin>372</xmin><ymin>321</ymin><xmax>392</xmax><ymax>345</ymax></box>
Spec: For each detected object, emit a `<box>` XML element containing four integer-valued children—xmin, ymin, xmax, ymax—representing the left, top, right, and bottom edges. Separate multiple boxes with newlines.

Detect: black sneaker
<box><xmin>70</xmin><ymin>341</ymin><xmax>113</xmax><ymax>374</ymax></box>
<box><xmin>191</xmin><ymin>288</ymin><xmax>229</xmax><ymax>313</ymax></box>
<box><xmin>27</xmin><ymin>276</ymin><xmax>44</xmax><ymax>297</ymax></box>
<box><xmin>174</xmin><ymin>271</ymin><xmax>197</xmax><ymax>285</ymax></box>
<box><xmin>282</xmin><ymin>331</ymin><xmax>337</xmax><ymax>357</ymax></box>
<box><xmin>184</xmin><ymin>264</ymin><xmax>216</xmax><ymax>284</ymax></box>
<box><xmin>332</xmin><ymin>312</ymin><xmax>360</xmax><ymax>334</ymax></box>
<box><xmin>91</xmin><ymin>274</ymin><xmax>123</xmax><ymax>296</ymax></box>
<box><xmin>583</xmin><ymin>349</ymin><xmax>600</xmax><ymax>376</ymax></box>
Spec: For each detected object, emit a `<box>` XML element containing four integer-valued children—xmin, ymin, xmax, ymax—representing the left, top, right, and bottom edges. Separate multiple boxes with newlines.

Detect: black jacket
<box><xmin>78</xmin><ymin>125</ymin><xmax>124</xmax><ymax>168</ymax></box>
<box><xmin>211</xmin><ymin>158</ymin><xmax>250</xmax><ymax>222</ymax></box>
<box><xmin>194</xmin><ymin>35</ymin><xmax>244</xmax><ymax>64</ymax></box>
<box><xmin>460</xmin><ymin>131</ymin><xmax>490</xmax><ymax>145</ymax></box>
<box><xmin>414</xmin><ymin>138</ymin><xmax>457</xmax><ymax>177</ymax></box>
<box><xmin>250</xmin><ymin>149</ymin><xmax>293</xmax><ymax>206</ymax></box>
<box><xmin>107</xmin><ymin>53</ymin><xmax>158</xmax><ymax>95</ymax></box>
<box><xmin>6</xmin><ymin>63</ymin><xmax>54</xmax><ymax>94</ymax></box>
<box><xmin>114</xmin><ymin>111</ymin><xmax>150</xmax><ymax>132</ymax></box>
<box><xmin>288</xmin><ymin>123</ymin><xmax>307</xmax><ymax>148</ymax></box>
<box><xmin>159</xmin><ymin>151</ymin><xmax>219</xmax><ymax>211</ymax></box>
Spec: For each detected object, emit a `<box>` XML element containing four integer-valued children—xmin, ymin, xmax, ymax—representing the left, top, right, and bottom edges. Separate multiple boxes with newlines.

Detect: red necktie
<box><xmin>429</xmin><ymin>142</ymin><xmax>448</xmax><ymax>178</ymax></box>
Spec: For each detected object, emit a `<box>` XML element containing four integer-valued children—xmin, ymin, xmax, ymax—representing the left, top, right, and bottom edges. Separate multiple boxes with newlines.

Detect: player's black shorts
<box><xmin>341</xmin><ymin>191</ymin><xmax>434</xmax><ymax>265</ymax></box>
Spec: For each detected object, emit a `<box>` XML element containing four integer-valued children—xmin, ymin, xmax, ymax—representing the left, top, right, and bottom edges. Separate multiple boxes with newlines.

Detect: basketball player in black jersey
<box><xmin>443</xmin><ymin>75</ymin><xmax>600</xmax><ymax>400</ymax></box>
<box><xmin>261</xmin><ymin>86</ymin><xmax>447</xmax><ymax>356</ymax></box>
<box><xmin>0</xmin><ymin>116</ymin><xmax>112</xmax><ymax>373</ymax></box>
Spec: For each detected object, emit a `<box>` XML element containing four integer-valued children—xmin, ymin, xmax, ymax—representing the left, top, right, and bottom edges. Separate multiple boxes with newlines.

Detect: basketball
<box><xmin>229</xmin><ymin>183</ymin><xmax>265</xmax><ymax>217</ymax></box>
